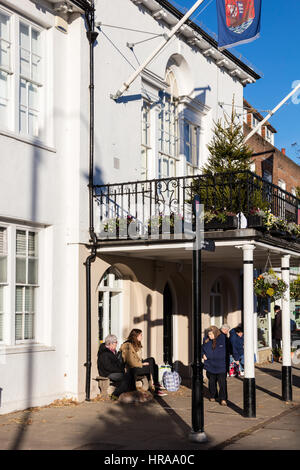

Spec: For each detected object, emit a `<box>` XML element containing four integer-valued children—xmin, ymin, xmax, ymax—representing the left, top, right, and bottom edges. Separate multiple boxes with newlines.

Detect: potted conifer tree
<box><xmin>190</xmin><ymin>103</ymin><xmax>263</xmax><ymax>230</ymax></box>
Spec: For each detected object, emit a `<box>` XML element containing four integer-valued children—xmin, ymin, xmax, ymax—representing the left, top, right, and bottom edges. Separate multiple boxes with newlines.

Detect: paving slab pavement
<box><xmin>0</xmin><ymin>362</ymin><xmax>299</xmax><ymax>451</ymax></box>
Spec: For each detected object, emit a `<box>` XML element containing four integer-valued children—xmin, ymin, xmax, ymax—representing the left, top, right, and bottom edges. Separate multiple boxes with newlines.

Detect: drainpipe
<box><xmin>83</xmin><ymin>0</ymin><xmax>98</xmax><ymax>401</ymax></box>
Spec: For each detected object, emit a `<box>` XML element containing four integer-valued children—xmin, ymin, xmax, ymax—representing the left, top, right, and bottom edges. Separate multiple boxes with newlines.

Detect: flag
<box><xmin>216</xmin><ymin>0</ymin><xmax>262</xmax><ymax>50</ymax></box>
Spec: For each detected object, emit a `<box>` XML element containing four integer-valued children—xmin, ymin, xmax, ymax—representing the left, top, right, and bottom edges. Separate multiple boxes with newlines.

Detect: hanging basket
<box><xmin>254</xmin><ymin>269</ymin><xmax>288</xmax><ymax>301</ymax></box>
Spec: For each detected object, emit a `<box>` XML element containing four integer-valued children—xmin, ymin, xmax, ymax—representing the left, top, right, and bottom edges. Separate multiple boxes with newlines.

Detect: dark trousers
<box><xmin>207</xmin><ymin>371</ymin><xmax>227</xmax><ymax>401</ymax></box>
<box><xmin>131</xmin><ymin>357</ymin><xmax>159</xmax><ymax>385</ymax></box>
<box><xmin>108</xmin><ymin>371</ymin><xmax>136</xmax><ymax>397</ymax></box>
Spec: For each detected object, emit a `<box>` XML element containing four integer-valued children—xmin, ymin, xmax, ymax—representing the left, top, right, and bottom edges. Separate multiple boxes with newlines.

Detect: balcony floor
<box><xmin>96</xmin><ymin>229</ymin><xmax>300</xmax><ymax>269</ymax></box>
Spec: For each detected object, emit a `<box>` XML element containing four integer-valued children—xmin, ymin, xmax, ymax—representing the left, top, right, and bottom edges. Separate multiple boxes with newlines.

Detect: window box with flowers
<box><xmin>254</xmin><ymin>269</ymin><xmax>288</xmax><ymax>301</ymax></box>
<box><xmin>203</xmin><ymin>210</ymin><xmax>238</xmax><ymax>231</ymax></box>
<box><xmin>148</xmin><ymin>213</ymin><xmax>184</xmax><ymax>235</ymax></box>
<box><xmin>248</xmin><ymin>209</ymin><xmax>300</xmax><ymax>242</ymax></box>
<box><xmin>103</xmin><ymin>215</ymin><xmax>135</xmax><ymax>238</ymax></box>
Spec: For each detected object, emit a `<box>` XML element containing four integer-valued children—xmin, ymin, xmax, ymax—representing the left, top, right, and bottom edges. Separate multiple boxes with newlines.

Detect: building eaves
<box><xmin>154</xmin><ymin>0</ymin><xmax>260</xmax><ymax>81</ymax></box>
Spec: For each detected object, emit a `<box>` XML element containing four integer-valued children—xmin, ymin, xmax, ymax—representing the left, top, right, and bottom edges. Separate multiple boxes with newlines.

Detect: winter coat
<box><xmin>120</xmin><ymin>341</ymin><xmax>143</xmax><ymax>368</ymax></box>
<box><xmin>97</xmin><ymin>343</ymin><xmax>124</xmax><ymax>377</ymax></box>
<box><xmin>229</xmin><ymin>329</ymin><xmax>244</xmax><ymax>361</ymax></box>
<box><xmin>202</xmin><ymin>333</ymin><xmax>227</xmax><ymax>374</ymax></box>
<box><xmin>272</xmin><ymin>311</ymin><xmax>282</xmax><ymax>340</ymax></box>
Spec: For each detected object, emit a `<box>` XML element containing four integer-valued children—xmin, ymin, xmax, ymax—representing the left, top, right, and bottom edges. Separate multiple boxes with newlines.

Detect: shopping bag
<box><xmin>158</xmin><ymin>364</ymin><xmax>172</xmax><ymax>384</ymax></box>
<box><xmin>162</xmin><ymin>370</ymin><xmax>181</xmax><ymax>392</ymax></box>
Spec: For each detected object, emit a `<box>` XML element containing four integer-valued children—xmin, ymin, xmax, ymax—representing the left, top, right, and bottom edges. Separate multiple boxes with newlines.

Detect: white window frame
<box><xmin>210</xmin><ymin>280</ymin><xmax>223</xmax><ymax>329</ymax></box>
<box><xmin>141</xmin><ymin>100</ymin><xmax>151</xmax><ymax>180</ymax></box>
<box><xmin>0</xmin><ymin>226</ymin><xmax>8</xmax><ymax>343</ymax></box>
<box><xmin>15</xmin><ymin>228</ymin><xmax>39</xmax><ymax>343</ymax></box>
<box><xmin>0</xmin><ymin>222</ymin><xmax>43</xmax><ymax>347</ymax></box>
<box><xmin>0</xmin><ymin>5</ymin><xmax>45</xmax><ymax>141</ymax></box>
<box><xmin>98</xmin><ymin>269</ymin><xmax>123</xmax><ymax>344</ymax></box>
<box><xmin>158</xmin><ymin>92</ymin><xmax>179</xmax><ymax>179</ymax></box>
<box><xmin>0</xmin><ymin>9</ymin><xmax>13</xmax><ymax>131</ymax></box>
<box><xmin>183</xmin><ymin>119</ymin><xmax>199</xmax><ymax>176</ymax></box>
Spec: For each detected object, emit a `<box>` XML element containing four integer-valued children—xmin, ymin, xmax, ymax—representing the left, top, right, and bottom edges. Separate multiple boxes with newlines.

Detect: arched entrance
<box><xmin>98</xmin><ymin>267</ymin><xmax>123</xmax><ymax>343</ymax></box>
<box><xmin>163</xmin><ymin>283</ymin><xmax>173</xmax><ymax>365</ymax></box>
<box><xmin>210</xmin><ymin>279</ymin><xmax>223</xmax><ymax>328</ymax></box>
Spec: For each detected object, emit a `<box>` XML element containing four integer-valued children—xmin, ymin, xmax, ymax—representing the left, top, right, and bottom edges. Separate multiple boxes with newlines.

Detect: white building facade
<box><xmin>0</xmin><ymin>0</ymin><xmax>299</xmax><ymax>415</ymax></box>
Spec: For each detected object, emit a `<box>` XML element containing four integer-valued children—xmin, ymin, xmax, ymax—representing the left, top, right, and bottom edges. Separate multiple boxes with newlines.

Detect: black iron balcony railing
<box><xmin>93</xmin><ymin>171</ymin><xmax>300</xmax><ymax>242</ymax></box>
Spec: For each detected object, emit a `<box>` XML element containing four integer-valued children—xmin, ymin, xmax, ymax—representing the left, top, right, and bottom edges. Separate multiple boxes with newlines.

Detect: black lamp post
<box><xmin>189</xmin><ymin>195</ymin><xmax>208</xmax><ymax>443</ymax></box>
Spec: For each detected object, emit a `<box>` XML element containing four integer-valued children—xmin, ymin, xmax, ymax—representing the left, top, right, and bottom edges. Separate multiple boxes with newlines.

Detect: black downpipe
<box><xmin>84</xmin><ymin>1</ymin><xmax>99</xmax><ymax>401</ymax></box>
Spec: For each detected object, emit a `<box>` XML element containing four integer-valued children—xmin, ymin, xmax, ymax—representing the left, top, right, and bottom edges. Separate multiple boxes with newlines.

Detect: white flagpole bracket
<box><xmin>110</xmin><ymin>0</ymin><xmax>206</xmax><ymax>101</ymax></box>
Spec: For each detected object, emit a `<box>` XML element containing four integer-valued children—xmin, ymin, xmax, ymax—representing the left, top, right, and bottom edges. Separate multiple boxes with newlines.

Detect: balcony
<box><xmin>93</xmin><ymin>171</ymin><xmax>300</xmax><ymax>246</ymax></box>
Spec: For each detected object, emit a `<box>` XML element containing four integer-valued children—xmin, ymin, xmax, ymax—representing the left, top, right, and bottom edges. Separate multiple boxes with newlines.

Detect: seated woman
<box><xmin>202</xmin><ymin>325</ymin><xmax>228</xmax><ymax>406</ymax></box>
<box><xmin>120</xmin><ymin>328</ymin><xmax>167</xmax><ymax>397</ymax></box>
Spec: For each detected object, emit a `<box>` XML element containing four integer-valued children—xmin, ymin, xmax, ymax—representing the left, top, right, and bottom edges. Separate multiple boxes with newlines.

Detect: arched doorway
<box><xmin>163</xmin><ymin>283</ymin><xmax>173</xmax><ymax>365</ymax></box>
<box><xmin>210</xmin><ymin>279</ymin><xmax>223</xmax><ymax>328</ymax></box>
<box><xmin>98</xmin><ymin>267</ymin><xmax>123</xmax><ymax>343</ymax></box>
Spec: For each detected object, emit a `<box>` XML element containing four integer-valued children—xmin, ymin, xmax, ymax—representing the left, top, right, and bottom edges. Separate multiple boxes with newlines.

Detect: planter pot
<box><xmin>269</xmin><ymin>229</ymin><xmax>286</xmax><ymax>238</ymax></box>
<box><xmin>285</xmin><ymin>233</ymin><xmax>297</xmax><ymax>242</ymax></box>
<box><xmin>247</xmin><ymin>215</ymin><xmax>266</xmax><ymax>231</ymax></box>
<box><xmin>205</xmin><ymin>215</ymin><xmax>238</xmax><ymax>231</ymax></box>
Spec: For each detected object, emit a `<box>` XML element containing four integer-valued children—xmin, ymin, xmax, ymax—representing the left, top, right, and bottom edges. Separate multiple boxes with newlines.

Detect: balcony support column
<box><xmin>241</xmin><ymin>244</ymin><xmax>256</xmax><ymax>417</ymax></box>
<box><xmin>281</xmin><ymin>255</ymin><xmax>292</xmax><ymax>402</ymax></box>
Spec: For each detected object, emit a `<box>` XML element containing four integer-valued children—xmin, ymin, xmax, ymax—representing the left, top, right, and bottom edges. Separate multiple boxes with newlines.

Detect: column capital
<box><xmin>281</xmin><ymin>254</ymin><xmax>290</xmax><ymax>269</ymax></box>
<box><xmin>235</xmin><ymin>244</ymin><xmax>256</xmax><ymax>251</ymax></box>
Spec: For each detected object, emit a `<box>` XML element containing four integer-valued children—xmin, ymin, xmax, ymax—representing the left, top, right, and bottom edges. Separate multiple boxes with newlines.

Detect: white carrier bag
<box><xmin>158</xmin><ymin>364</ymin><xmax>172</xmax><ymax>384</ymax></box>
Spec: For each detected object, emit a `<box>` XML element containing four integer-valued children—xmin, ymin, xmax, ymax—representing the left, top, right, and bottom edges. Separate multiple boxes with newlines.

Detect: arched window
<box><xmin>210</xmin><ymin>280</ymin><xmax>223</xmax><ymax>328</ymax></box>
<box><xmin>98</xmin><ymin>267</ymin><xmax>123</xmax><ymax>343</ymax></box>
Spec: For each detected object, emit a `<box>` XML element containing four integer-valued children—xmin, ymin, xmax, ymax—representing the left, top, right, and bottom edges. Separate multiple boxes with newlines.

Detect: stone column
<box><xmin>242</xmin><ymin>244</ymin><xmax>256</xmax><ymax>417</ymax></box>
<box><xmin>281</xmin><ymin>255</ymin><xmax>292</xmax><ymax>401</ymax></box>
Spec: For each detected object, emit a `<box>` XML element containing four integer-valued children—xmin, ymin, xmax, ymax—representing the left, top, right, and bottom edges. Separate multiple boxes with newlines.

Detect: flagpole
<box><xmin>244</xmin><ymin>83</ymin><xmax>300</xmax><ymax>143</ymax></box>
<box><xmin>109</xmin><ymin>0</ymin><xmax>206</xmax><ymax>100</ymax></box>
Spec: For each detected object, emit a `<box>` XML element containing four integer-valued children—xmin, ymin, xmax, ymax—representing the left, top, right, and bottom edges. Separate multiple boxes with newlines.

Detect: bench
<box><xmin>93</xmin><ymin>376</ymin><xmax>116</xmax><ymax>396</ymax></box>
<box><xmin>94</xmin><ymin>374</ymin><xmax>149</xmax><ymax>396</ymax></box>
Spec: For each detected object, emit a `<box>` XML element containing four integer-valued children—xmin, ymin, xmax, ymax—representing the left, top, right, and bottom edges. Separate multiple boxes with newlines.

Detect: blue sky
<box><xmin>168</xmin><ymin>0</ymin><xmax>300</xmax><ymax>164</ymax></box>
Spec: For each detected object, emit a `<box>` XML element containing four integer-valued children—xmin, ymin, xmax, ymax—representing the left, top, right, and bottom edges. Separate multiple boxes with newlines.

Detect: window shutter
<box><xmin>0</xmin><ymin>227</ymin><xmax>7</xmax><ymax>254</ymax></box>
<box><xmin>16</xmin><ymin>230</ymin><xmax>26</xmax><ymax>255</ymax></box>
<box><xmin>28</xmin><ymin>231</ymin><xmax>37</xmax><ymax>256</ymax></box>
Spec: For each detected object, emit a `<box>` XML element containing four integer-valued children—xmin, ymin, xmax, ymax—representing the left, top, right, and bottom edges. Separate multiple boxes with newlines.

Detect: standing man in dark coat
<box><xmin>272</xmin><ymin>305</ymin><xmax>282</xmax><ymax>349</ymax></box>
<box><xmin>97</xmin><ymin>334</ymin><xmax>135</xmax><ymax>399</ymax></box>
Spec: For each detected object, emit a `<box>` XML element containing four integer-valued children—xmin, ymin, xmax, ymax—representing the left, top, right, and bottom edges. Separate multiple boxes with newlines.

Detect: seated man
<box><xmin>97</xmin><ymin>334</ymin><xmax>135</xmax><ymax>399</ymax></box>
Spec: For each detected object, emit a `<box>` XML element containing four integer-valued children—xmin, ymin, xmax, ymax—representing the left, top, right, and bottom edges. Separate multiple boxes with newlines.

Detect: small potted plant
<box><xmin>148</xmin><ymin>212</ymin><xmax>184</xmax><ymax>236</ymax></box>
<box><xmin>247</xmin><ymin>208</ymin><xmax>267</xmax><ymax>230</ymax></box>
<box><xmin>204</xmin><ymin>210</ymin><xmax>238</xmax><ymax>230</ymax></box>
<box><xmin>271</xmin><ymin>218</ymin><xmax>287</xmax><ymax>238</ymax></box>
<box><xmin>103</xmin><ymin>215</ymin><xmax>134</xmax><ymax>238</ymax></box>
<box><xmin>286</xmin><ymin>222</ymin><xmax>300</xmax><ymax>242</ymax></box>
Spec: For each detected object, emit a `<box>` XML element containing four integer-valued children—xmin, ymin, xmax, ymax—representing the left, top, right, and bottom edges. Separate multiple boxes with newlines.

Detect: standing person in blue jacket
<box><xmin>229</xmin><ymin>326</ymin><xmax>244</xmax><ymax>375</ymax></box>
<box><xmin>202</xmin><ymin>325</ymin><xmax>228</xmax><ymax>406</ymax></box>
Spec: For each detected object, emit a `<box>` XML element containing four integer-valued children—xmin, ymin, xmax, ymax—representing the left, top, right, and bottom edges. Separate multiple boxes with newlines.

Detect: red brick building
<box><xmin>243</xmin><ymin>99</ymin><xmax>300</xmax><ymax>196</ymax></box>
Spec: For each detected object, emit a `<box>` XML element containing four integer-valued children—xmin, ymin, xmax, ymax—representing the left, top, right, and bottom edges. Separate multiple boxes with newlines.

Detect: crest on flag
<box><xmin>217</xmin><ymin>0</ymin><xmax>262</xmax><ymax>50</ymax></box>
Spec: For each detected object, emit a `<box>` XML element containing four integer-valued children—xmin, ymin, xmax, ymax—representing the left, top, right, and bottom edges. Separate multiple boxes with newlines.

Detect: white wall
<box><xmin>0</xmin><ymin>1</ymin><xmax>89</xmax><ymax>413</ymax></box>
<box><xmin>93</xmin><ymin>0</ymin><xmax>244</xmax><ymax>184</ymax></box>
<box><xmin>0</xmin><ymin>0</ymin><xmax>254</xmax><ymax>413</ymax></box>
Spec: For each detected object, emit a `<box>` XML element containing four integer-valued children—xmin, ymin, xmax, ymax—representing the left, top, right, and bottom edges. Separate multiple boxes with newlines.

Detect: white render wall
<box><xmin>93</xmin><ymin>0</ymin><xmax>245</xmax><ymax>185</ymax></box>
<box><xmin>0</xmin><ymin>0</ymin><xmax>89</xmax><ymax>414</ymax></box>
<box><xmin>0</xmin><ymin>0</ymin><xmax>255</xmax><ymax>413</ymax></box>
